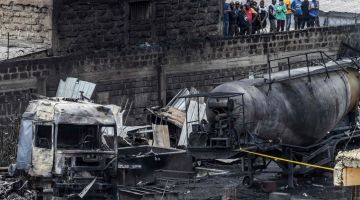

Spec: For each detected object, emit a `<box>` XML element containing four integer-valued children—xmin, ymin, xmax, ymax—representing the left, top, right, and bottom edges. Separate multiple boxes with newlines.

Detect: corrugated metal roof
<box><xmin>0</xmin><ymin>38</ymin><xmax>49</xmax><ymax>61</ymax></box>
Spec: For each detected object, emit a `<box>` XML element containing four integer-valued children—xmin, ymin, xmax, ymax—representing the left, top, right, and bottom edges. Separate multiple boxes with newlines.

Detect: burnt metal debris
<box><xmin>3</xmin><ymin>51</ymin><xmax>360</xmax><ymax>199</ymax></box>
<box><xmin>8</xmin><ymin>96</ymin><xmax>194</xmax><ymax>199</ymax></box>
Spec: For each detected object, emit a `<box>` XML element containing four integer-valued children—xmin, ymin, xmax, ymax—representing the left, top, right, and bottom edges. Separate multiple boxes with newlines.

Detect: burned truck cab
<box><xmin>13</xmin><ymin>98</ymin><xmax>118</xmax><ymax>199</ymax></box>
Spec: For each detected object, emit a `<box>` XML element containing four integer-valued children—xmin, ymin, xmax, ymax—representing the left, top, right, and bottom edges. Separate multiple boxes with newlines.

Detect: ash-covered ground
<box><xmin>0</xmin><ymin>179</ymin><xmax>36</xmax><ymax>200</ymax></box>
<box><xmin>0</xmin><ymin>162</ymin><xmax>352</xmax><ymax>200</ymax></box>
<box><xmin>170</xmin><ymin>162</ymin><xmax>351</xmax><ymax>200</ymax></box>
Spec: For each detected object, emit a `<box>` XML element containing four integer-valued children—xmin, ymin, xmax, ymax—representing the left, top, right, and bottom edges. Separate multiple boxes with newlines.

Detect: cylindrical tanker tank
<box><xmin>206</xmin><ymin>64</ymin><xmax>360</xmax><ymax>147</ymax></box>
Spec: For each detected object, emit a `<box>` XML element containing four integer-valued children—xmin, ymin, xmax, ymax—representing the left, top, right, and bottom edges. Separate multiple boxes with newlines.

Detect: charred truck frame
<box><xmin>12</xmin><ymin>98</ymin><xmax>119</xmax><ymax>199</ymax></box>
<box><xmin>181</xmin><ymin>51</ymin><xmax>360</xmax><ymax>187</ymax></box>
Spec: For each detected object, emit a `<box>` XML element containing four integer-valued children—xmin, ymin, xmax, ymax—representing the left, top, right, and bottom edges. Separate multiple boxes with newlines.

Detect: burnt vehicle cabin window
<box><xmin>57</xmin><ymin>125</ymin><xmax>99</xmax><ymax>150</ymax></box>
<box><xmin>35</xmin><ymin>125</ymin><xmax>52</xmax><ymax>149</ymax></box>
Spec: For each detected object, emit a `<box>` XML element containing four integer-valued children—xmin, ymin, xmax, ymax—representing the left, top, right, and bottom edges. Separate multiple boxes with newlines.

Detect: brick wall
<box><xmin>45</xmin><ymin>51</ymin><xmax>162</xmax><ymax>125</ymax></box>
<box><xmin>0</xmin><ymin>58</ymin><xmax>49</xmax><ymax>125</ymax></box>
<box><xmin>128</xmin><ymin>0</ymin><xmax>221</xmax><ymax>46</ymax></box>
<box><xmin>1</xmin><ymin>24</ymin><xmax>360</xmax><ymax>127</ymax></box>
<box><xmin>0</xmin><ymin>0</ymin><xmax>52</xmax><ymax>45</ymax></box>
<box><xmin>52</xmin><ymin>0</ymin><xmax>127</xmax><ymax>55</ymax></box>
<box><xmin>52</xmin><ymin>0</ymin><xmax>222</xmax><ymax>54</ymax></box>
<box><xmin>3</xmin><ymin>24</ymin><xmax>360</xmax><ymax>124</ymax></box>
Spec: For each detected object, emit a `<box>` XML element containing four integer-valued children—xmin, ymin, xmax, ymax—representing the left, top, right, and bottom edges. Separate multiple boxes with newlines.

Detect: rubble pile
<box><xmin>0</xmin><ymin>180</ymin><xmax>36</xmax><ymax>200</ymax></box>
<box><xmin>5</xmin><ymin>192</ymin><xmax>35</xmax><ymax>200</ymax></box>
<box><xmin>0</xmin><ymin>180</ymin><xmax>14</xmax><ymax>198</ymax></box>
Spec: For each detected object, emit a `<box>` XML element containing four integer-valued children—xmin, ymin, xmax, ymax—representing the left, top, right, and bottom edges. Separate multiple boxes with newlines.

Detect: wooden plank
<box><xmin>343</xmin><ymin>168</ymin><xmax>360</xmax><ymax>186</ymax></box>
<box><xmin>151</xmin><ymin>124</ymin><xmax>170</xmax><ymax>148</ymax></box>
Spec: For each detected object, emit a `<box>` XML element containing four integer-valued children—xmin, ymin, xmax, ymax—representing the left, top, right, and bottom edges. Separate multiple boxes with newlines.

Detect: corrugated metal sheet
<box><xmin>166</xmin><ymin>87</ymin><xmax>199</xmax><ymax>111</ymax></box>
<box><xmin>178</xmin><ymin>100</ymin><xmax>207</xmax><ymax>147</ymax></box>
<box><xmin>56</xmin><ymin>77</ymin><xmax>96</xmax><ymax>99</ymax></box>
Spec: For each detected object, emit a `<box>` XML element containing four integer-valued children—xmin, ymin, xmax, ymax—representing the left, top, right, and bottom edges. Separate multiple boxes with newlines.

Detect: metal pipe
<box><xmin>7</xmin><ymin>33</ymin><xmax>9</xmax><ymax>60</ymax></box>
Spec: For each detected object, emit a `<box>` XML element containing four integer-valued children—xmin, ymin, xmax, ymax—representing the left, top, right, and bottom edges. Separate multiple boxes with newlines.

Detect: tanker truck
<box><xmin>184</xmin><ymin>52</ymin><xmax>360</xmax><ymax>183</ymax></box>
<box><xmin>206</xmin><ymin>59</ymin><xmax>360</xmax><ymax>147</ymax></box>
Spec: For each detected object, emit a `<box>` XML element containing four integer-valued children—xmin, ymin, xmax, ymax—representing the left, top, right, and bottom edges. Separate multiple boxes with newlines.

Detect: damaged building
<box><xmin>1</xmin><ymin>0</ymin><xmax>360</xmax><ymax>199</ymax></box>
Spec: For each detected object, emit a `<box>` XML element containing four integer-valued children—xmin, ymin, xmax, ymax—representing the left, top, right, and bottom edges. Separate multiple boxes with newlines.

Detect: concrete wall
<box><xmin>0</xmin><ymin>0</ymin><xmax>52</xmax><ymax>45</ymax></box>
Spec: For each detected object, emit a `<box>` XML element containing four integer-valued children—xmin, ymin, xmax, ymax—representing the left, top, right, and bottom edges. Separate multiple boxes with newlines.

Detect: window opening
<box><xmin>35</xmin><ymin>125</ymin><xmax>52</xmax><ymax>149</ymax></box>
<box><xmin>129</xmin><ymin>1</ymin><xmax>151</xmax><ymax>21</ymax></box>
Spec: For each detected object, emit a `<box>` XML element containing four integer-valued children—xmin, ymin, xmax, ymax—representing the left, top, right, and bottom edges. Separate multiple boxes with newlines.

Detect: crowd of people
<box><xmin>223</xmin><ymin>0</ymin><xmax>320</xmax><ymax>37</ymax></box>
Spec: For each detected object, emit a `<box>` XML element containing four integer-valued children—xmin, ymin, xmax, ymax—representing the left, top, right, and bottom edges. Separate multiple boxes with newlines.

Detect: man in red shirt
<box><xmin>245</xmin><ymin>3</ymin><xmax>257</xmax><ymax>34</ymax></box>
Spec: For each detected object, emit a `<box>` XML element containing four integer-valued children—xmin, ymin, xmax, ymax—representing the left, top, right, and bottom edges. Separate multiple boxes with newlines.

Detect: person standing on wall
<box><xmin>250</xmin><ymin>0</ymin><xmax>259</xmax><ymax>34</ymax></box>
<box><xmin>245</xmin><ymin>3</ymin><xmax>257</xmax><ymax>34</ymax></box>
<box><xmin>234</xmin><ymin>1</ymin><xmax>241</xmax><ymax>36</ymax></box>
<box><xmin>252</xmin><ymin>3</ymin><xmax>261</xmax><ymax>34</ymax></box>
<box><xmin>229</xmin><ymin>2</ymin><xmax>238</xmax><ymax>37</ymax></box>
<box><xmin>291</xmin><ymin>0</ymin><xmax>303</xmax><ymax>30</ymax></box>
<box><xmin>238</xmin><ymin>3</ymin><xmax>250</xmax><ymax>35</ymax></box>
<box><xmin>224</xmin><ymin>2</ymin><xmax>231</xmax><ymax>37</ymax></box>
<box><xmin>256</xmin><ymin>0</ymin><xmax>268</xmax><ymax>34</ymax></box>
<box><xmin>308</xmin><ymin>0</ymin><xmax>319</xmax><ymax>27</ymax></box>
<box><xmin>315</xmin><ymin>0</ymin><xmax>320</xmax><ymax>27</ymax></box>
<box><xmin>284</xmin><ymin>0</ymin><xmax>292</xmax><ymax>31</ymax></box>
<box><xmin>276</xmin><ymin>0</ymin><xmax>287</xmax><ymax>32</ymax></box>
<box><xmin>314</xmin><ymin>0</ymin><xmax>320</xmax><ymax>27</ymax></box>
<box><xmin>301</xmin><ymin>0</ymin><xmax>310</xmax><ymax>29</ymax></box>
<box><xmin>268</xmin><ymin>0</ymin><xmax>277</xmax><ymax>32</ymax></box>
